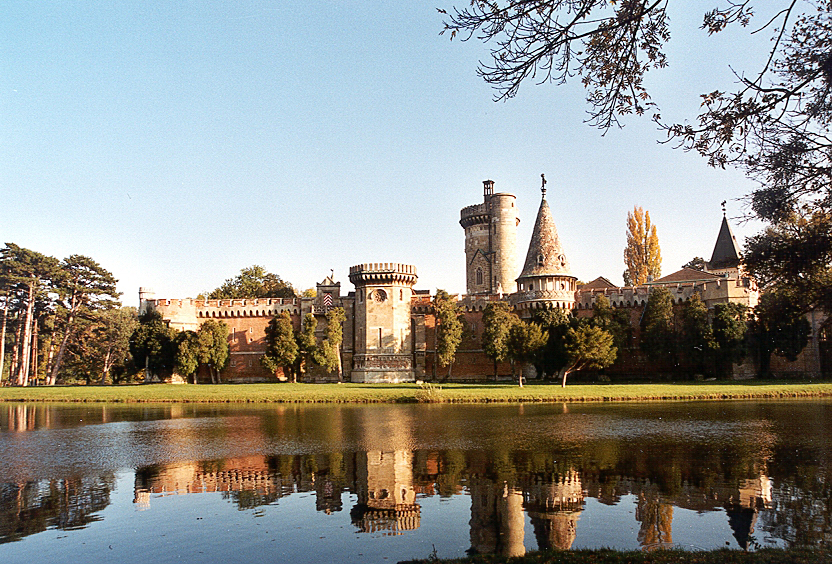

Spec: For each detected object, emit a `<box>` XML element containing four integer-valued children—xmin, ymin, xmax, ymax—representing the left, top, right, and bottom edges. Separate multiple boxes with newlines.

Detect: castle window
<box><xmin>529</xmin><ymin>283</ymin><xmax>534</xmax><ymax>291</ymax></box>
<box><xmin>400</xmin><ymin>289</ymin><xmax>403</xmax><ymax>301</ymax></box>
<box><xmin>476</xmin><ymin>268</ymin><xmax>483</xmax><ymax>286</ymax></box>
<box><xmin>537</xmin><ymin>254</ymin><xmax>544</xmax><ymax>266</ymax></box>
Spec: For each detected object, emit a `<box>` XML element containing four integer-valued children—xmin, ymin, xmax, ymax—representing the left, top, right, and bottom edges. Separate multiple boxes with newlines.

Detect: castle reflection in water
<box><xmin>127</xmin><ymin>450</ymin><xmax>775</xmax><ymax>555</ymax></box>
<box><xmin>2</xmin><ymin>402</ymin><xmax>830</xmax><ymax>553</ymax></box>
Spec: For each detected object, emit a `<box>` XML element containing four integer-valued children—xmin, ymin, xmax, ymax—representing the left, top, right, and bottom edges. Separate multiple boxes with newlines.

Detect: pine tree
<box><xmin>623</xmin><ymin>206</ymin><xmax>661</xmax><ymax>286</ymax></box>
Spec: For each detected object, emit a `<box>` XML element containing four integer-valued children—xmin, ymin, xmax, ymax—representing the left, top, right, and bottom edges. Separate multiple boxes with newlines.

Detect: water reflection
<box><xmin>0</xmin><ymin>401</ymin><xmax>830</xmax><ymax>559</ymax></box>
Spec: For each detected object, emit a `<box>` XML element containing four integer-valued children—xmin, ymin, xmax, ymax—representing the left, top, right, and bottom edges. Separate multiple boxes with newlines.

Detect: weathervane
<box><xmin>721</xmin><ymin>200</ymin><xmax>727</xmax><ymax>216</ymax></box>
<box><xmin>541</xmin><ymin>173</ymin><xmax>547</xmax><ymax>198</ymax></box>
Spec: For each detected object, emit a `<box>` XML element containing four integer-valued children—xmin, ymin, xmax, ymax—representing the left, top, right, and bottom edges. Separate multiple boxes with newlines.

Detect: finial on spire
<box><xmin>330</xmin><ymin>268</ymin><xmax>334</xmax><ymax>279</ymax></box>
<box><xmin>721</xmin><ymin>200</ymin><xmax>727</xmax><ymax>216</ymax></box>
<box><xmin>541</xmin><ymin>173</ymin><xmax>547</xmax><ymax>198</ymax></box>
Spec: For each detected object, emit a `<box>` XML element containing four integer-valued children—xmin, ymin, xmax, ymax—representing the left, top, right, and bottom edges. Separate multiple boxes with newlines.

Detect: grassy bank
<box><xmin>403</xmin><ymin>547</ymin><xmax>831</xmax><ymax>564</ymax></box>
<box><xmin>0</xmin><ymin>381</ymin><xmax>831</xmax><ymax>403</ymax></box>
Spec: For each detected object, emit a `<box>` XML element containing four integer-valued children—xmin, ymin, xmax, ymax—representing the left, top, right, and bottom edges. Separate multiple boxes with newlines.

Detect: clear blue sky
<box><xmin>2</xmin><ymin>1</ymin><xmax>769</xmax><ymax>304</ymax></box>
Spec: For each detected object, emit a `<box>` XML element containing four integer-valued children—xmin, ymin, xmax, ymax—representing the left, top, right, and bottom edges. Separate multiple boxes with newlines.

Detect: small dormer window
<box><xmin>537</xmin><ymin>254</ymin><xmax>544</xmax><ymax>266</ymax></box>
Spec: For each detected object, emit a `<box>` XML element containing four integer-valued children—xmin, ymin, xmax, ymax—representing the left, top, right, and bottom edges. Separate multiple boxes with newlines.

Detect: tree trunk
<box><xmin>0</xmin><ymin>297</ymin><xmax>8</xmax><ymax>384</ymax></box>
<box><xmin>50</xmin><ymin>295</ymin><xmax>78</xmax><ymax>385</ymax></box>
<box><xmin>16</xmin><ymin>281</ymin><xmax>35</xmax><ymax>386</ymax></box>
<box><xmin>99</xmin><ymin>347</ymin><xmax>113</xmax><ymax>385</ymax></box>
<box><xmin>493</xmin><ymin>360</ymin><xmax>498</xmax><ymax>382</ymax></box>
<box><xmin>10</xmin><ymin>312</ymin><xmax>23</xmax><ymax>381</ymax></box>
<box><xmin>336</xmin><ymin>346</ymin><xmax>343</xmax><ymax>382</ymax></box>
<box><xmin>29</xmin><ymin>318</ymin><xmax>38</xmax><ymax>385</ymax></box>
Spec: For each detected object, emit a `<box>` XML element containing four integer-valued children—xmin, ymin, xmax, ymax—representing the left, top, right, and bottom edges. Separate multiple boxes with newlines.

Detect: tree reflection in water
<box><xmin>1</xmin><ymin>401</ymin><xmax>831</xmax><ymax>555</ymax></box>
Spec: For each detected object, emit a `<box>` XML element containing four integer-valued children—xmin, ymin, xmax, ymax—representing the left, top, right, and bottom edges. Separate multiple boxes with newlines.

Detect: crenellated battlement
<box><xmin>349</xmin><ymin>263</ymin><xmax>418</xmax><ymax>286</ymax></box>
<box><xmin>459</xmin><ymin>203</ymin><xmax>489</xmax><ymax>228</ymax></box>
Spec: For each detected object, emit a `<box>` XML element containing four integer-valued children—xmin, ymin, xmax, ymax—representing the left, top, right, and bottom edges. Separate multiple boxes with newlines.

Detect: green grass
<box><xmin>0</xmin><ymin>380</ymin><xmax>831</xmax><ymax>404</ymax></box>
<box><xmin>402</xmin><ymin>547</ymin><xmax>831</xmax><ymax>564</ymax></box>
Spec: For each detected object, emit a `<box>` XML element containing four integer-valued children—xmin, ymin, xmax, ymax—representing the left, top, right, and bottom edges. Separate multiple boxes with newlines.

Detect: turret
<box><xmin>460</xmin><ymin>180</ymin><xmax>519</xmax><ymax>295</ymax></box>
<box><xmin>514</xmin><ymin>178</ymin><xmax>576</xmax><ymax>313</ymax></box>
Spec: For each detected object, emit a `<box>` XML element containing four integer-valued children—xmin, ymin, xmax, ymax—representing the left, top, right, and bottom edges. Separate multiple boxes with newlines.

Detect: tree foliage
<box><xmin>749</xmin><ymin>290</ymin><xmax>811</xmax><ymax>375</ymax></box>
<box><xmin>712</xmin><ymin>302</ymin><xmax>748</xmax><ymax>376</ymax></box>
<box><xmin>433</xmin><ymin>290</ymin><xmax>464</xmax><ymax>379</ymax></box>
<box><xmin>443</xmin><ymin>1</ymin><xmax>832</xmax><ymax>310</ymax></box>
<box><xmin>530</xmin><ymin>308</ymin><xmax>573</xmax><ymax>379</ymax></box>
<box><xmin>679</xmin><ymin>294</ymin><xmax>714</xmax><ymax>375</ymax></box>
<box><xmin>640</xmin><ymin>287</ymin><xmax>676</xmax><ymax>364</ymax></box>
<box><xmin>623</xmin><ymin>206</ymin><xmax>661</xmax><ymax>286</ymax></box>
<box><xmin>683</xmin><ymin>257</ymin><xmax>707</xmax><ymax>272</ymax></box>
<box><xmin>561</xmin><ymin>323</ymin><xmax>617</xmax><ymax>387</ymax></box>
<box><xmin>481</xmin><ymin>301</ymin><xmax>518</xmax><ymax>379</ymax></box>
<box><xmin>507</xmin><ymin>319</ymin><xmax>547</xmax><ymax>384</ymax></box>
<box><xmin>262</xmin><ymin>312</ymin><xmax>299</xmax><ymax>382</ymax></box>
<box><xmin>591</xmin><ymin>294</ymin><xmax>632</xmax><ymax>351</ymax></box>
<box><xmin>129</xmin><ymin>310</ymin><xmax>176</xmax><ymax>379</ymax></box>
<box><xmin>313</xmin><ymin>307</ymin><xmax>346</xmax><ymax>380</ymax></box>
<box><xmin>207</xmin><ymin>265</ymin><xmax>296</xmax><ymax>299</ymax></box>
<box><xmin>197</xmin><ymin>320</ymin><xmax>230</xmax><ymax>383</ymax></box>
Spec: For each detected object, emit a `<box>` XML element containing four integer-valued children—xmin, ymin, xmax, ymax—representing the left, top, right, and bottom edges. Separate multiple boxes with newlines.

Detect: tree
<box><xmin>313</xmin><ymin>307</ymin><xmax>346</xmax><ymax>381</ymax></box>
<box><xmin>481</xmin><ymin>301</ymin><xmax>518</xmax><ymax>380</ymax></box>
<box><xmin>207</xmin><ymin>265</ymin><xmax>296</xmax><ymax>299</ymax></box>
<box><xmin>712</xmin><ymin>302</ymin><xmax>748</xmax><ymax>377</ymax></box>
<box><xmin>507</xmin><ymin>319</ymin><xmax>547</xmax><ymax>386</ymax></box>
<box><xmin>744</xmin><ymin>209</ymin><xmax>832</xmax><ymax>312</ymax></box>
<box><xmin>197</xmin><ymin>320</ymin><xmax>230</xmax><ymax>384</ymax></box>
<box><xmin>591</xmin><ymin>294</ymin><xmax>632</xmax><ymax>351</ymax></box>
<box><xmin>129</xmin><ymin>309</ymin><xmax>176</xmax><ymax>380</ymax></box>
<box><xmin>683</xmin><ymin>257</ymin><xmax>707</xmax><ymax>272</ymax></box>
<box><xmin>442</xmin><ymin>1</ymin><xmax>832</xmax><ymax>310</ymax></box>
<box><xmin>48</xmin><ymin>255</ymin><xmax>120</xmax><ymax>385</ymax></box>
<box><xmin>294</xmin><ymin>313</ymin><xmax>318</xmax><ymax>381</ymax></box>
<box><xmin>640</xmin><ymin>287</ymin><xmax>676</xmax><ymax>365</ymax></box>
<box><xmin>561</xmin><ymin>323</ymin><xmax>617</xmax><ymax>387</ymax></box>
<box><xmin>0</xmin><ymin>243</ymin><xmax>61</xmax><ymax>386</ymax></box>
<box><xmin>749</xmin><ymin>290</ymin><xmax>811</xmax><ymax>376</ymax></box>
<box><xmin>174</xmin><ymin>330</ymin><xmax>201</xmax><ymax>381</ymax></box>
<box><xmin>679</xmin><ymin>294</ymin><xmax>714</xmax><ymax>376</ymax></box>
<box><xmin>262</xmin><ymin>312</ymin><xmax>299</xmax><ymax>382</ymax></box>
<box><xmin>433</xmin><ymin>290</ymin><xmax>464</xmax><ymax>380</ymax></box>
<box><xmin>531</xmin><ymin>308</ymin><xmax>573</xmax><ymax>379</ymax></box>
<box><xmin>623</xmin><ymin>206</ymin><xmax>661</xmax><ymax>286</ymax></box>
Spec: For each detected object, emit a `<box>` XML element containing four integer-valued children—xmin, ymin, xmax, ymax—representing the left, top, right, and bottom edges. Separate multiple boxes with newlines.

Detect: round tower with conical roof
<box><xmin>513</xmin><ymin>179</ymin><xmax>577</xmax><ymax>313</ymax></box>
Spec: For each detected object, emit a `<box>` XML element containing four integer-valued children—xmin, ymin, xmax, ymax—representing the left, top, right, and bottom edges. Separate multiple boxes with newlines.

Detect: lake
<box><xmin>0</xmin><ymin>400</ymin><xmax>830</xmax><ymax>563</ymax></box>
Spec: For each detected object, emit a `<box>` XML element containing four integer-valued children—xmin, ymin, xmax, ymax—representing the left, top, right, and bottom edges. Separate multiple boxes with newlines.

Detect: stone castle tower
<box><xmin>348</xmin><ymin>263</ymin><xmax>418</xmax><ymax>383</ymax></box>
<box><xmin>514</xmin><ymin>181</ymin><xmax>577</xmax><ymax>312</ymax></box>
<box><xmin>460</xmin><ymin>180</ymin><xmax>519</xmax><ymax>295</ymax></box>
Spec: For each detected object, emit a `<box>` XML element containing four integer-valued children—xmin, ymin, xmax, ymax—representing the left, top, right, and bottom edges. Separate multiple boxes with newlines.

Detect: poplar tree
<box><xmin>623</xmin><ymin>206</ymin><xmax>661</xmax><ymax>286</ymax></box>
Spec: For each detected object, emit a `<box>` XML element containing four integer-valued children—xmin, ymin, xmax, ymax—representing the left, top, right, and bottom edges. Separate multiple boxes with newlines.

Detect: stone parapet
<box><xmin>349</xmin><ymin>263</ymin><xmax>418</xmax><ymax>286</ymax></box>
<box><xmin>459</xmin><ymin>202</ymin><xmax>489</xmax><ymax>228</ymax></box>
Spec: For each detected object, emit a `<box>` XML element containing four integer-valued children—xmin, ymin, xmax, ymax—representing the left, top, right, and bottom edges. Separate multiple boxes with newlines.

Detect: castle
<box><xmin>141</xmin><ymin>179</ymin><xmax>827</xmax><ymax>382</ymax></box>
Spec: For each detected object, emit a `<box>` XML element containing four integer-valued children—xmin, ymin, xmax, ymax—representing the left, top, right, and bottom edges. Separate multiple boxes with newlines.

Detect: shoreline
<box><xmin>402</xmin><ymin>547</ymin><xmax>831</xmax><ymax>564</ymax></box>
<box><xmin>0</xmin><ymin>381</ymin><xmax>831</xmax><ymax>404</ymax></box>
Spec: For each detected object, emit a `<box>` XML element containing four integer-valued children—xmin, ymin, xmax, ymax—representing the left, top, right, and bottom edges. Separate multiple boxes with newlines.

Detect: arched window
<box><xmin>476</xmin><ymin>268</ymin><xmax>483</xmax><ymax>285</ymax></box>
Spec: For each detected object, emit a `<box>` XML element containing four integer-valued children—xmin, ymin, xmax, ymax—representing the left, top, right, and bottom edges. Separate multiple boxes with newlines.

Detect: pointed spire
<box><xmin>518</xmin><ymin>196</ymin><xmax>571</xmax><ymax>278</ymax></box>
<box><xmin>708</xmin><ymin>215</ymin><xmax>742</xmax><ymax>270</ymax></box>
